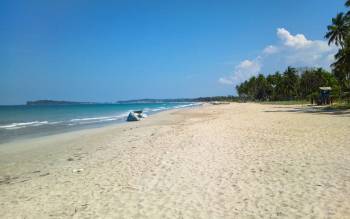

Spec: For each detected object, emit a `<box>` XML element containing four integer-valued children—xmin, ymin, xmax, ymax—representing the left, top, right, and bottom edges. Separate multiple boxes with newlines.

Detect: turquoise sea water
<box><xmin>0</xmin><ymin>103</ymin><xmax>200</xmax><ymax>144</ymax></box>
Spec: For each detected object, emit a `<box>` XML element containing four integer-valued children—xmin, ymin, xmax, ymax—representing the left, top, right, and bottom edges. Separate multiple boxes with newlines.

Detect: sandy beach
<box><xmin>0</xmin><ymin>103</ymin><xmax>350</xmax><ymax>218</ymax></box>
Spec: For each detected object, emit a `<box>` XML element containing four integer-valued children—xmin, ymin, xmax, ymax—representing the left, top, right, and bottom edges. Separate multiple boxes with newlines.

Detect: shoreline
<box><xmin>1</xmin><ymin>103</ymin><xmax>350</xmax><ymax>218</ymax></box>
<box><xmin>0</xmin><ymin>103</ymin><xmax>202</xmax><ymax>146</ymax></box>
<box><xmin>0</xmin><ymin>105</ymin><xmax>190</xmax><ymax>156</ymax></box>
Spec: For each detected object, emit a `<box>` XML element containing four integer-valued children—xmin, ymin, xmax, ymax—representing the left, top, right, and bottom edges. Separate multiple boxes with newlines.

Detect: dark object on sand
<box><xmin>126</xmin><ymin>110</ymin><xmax>146</xmax><ymax>122</ymax></box>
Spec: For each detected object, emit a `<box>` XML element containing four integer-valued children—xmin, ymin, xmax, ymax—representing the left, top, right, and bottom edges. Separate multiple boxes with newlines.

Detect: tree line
<box><xmin>236</xmin><ymin>0</ymin><xmax>350</xmax><ymax>102</ymax></box>
<box><xmin>236</xmin><ymin>67</ymin><xmax>339</xmax><ymax>101</ymax></box>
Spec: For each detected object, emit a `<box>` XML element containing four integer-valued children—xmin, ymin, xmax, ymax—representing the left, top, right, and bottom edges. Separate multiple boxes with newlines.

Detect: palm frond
<box><xmin>346</xmin><ymin>0</ymin><xmax>350</xmax><ymax>7</ymax></box>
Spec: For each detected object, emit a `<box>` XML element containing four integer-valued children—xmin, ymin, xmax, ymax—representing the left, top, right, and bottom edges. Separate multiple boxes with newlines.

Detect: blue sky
<box><xmin>0</xmin><ymin>0</ymin><xmax>344</xmax><ymax>105</ymax></box>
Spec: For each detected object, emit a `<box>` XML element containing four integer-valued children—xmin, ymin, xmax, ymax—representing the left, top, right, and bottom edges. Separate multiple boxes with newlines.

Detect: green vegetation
<box><xmin>236</xmin><ymin>67</ymin><xmax>339</xmax><ymax>102</ymax></box>
<box><xmin>260</xmin><ymin>100</ymin><xmax>309</xmax><ymax>105</ymax></box>
<box><xmin>192</xmin><ymin>96</ymin><xmax>239</xmax><ymax>102</ymax></box>
<box><xmin>325</xmin><ymin>3</ymin><xmax>350</xmax><ymax>102</ymax></box>
<box><xmin>236</xmin><ymin>0</ymin><xmax>350</xmax><ymax>106</ymax></box>
<box><xmin>116</xmin><ymin>96</ymin><xmax>239</xmax><ymax>103</ymax></box>
<box><xmin>321</xmin><ymin>0</ymin><xmax>350</xmax><ymax>103</ymax></box>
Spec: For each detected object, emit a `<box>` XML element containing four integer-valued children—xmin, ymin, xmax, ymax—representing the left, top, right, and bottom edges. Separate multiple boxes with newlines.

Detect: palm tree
<box><xmin>346</xmin><ymin>0</ymin><xmax>350</xmax><ymax>17</ymax></box>
<box><xmin>332</xmin><ymin>46</ymin><xmax>350</xmax><ymax>86</ymax></box>
<box><xmin>346</xmin><ymin>0</ymin><xmax>350</xmax><ymax>7</ymax></box>
<box><xmin>332</xmin><ymin>36</ymin><xmax>350</xmax><ymax>102</ymax></box>
<box><xmin>325</xmin><ymin>13</ymin><xmax>348</xmax><ymax>48</ymax></box>
<box><xmin>282</xmin><ymin>67</ymin><xmax>300</xmax><ymax>100</ymax></box>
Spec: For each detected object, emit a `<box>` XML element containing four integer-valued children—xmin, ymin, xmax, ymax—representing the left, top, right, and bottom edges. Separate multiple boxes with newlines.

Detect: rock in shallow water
<box><xmin>126</xmin><ymin>112</ymin><xmax>140</xmax><ymax>122</ymax></box>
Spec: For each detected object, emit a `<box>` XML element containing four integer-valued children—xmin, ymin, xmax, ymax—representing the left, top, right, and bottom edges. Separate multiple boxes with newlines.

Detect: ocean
<box><xmin>0</xmin><ymin>102</ymin><xmax>200</xmax><ymax>144</ymax></box>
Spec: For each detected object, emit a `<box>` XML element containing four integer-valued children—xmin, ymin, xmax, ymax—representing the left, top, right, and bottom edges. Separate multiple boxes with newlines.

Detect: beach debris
<box><xmin>67</xmin><ymin>157</ymin><xmax>74</xmax><ymax>161</ymax></box>
<box><xmin>39</xmin><ymin>172</ymin><xmax>50</xmax><ymax>177</ymax></box>
<box><xmin>72</xmin><ymin>168</ymin><xmax>84</xmax><ymax>173</ymax></box>
<box><xmin>126</xmin><ymin>110</ymin><xmax>146</xmax><ymax>122</ymax></box>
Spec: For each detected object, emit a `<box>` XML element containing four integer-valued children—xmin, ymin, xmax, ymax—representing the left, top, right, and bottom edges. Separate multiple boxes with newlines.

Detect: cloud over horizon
<box><xmin>219</xmin><ymin>28</ymin><xmax>337</xmax><ymax>86</ymax></box>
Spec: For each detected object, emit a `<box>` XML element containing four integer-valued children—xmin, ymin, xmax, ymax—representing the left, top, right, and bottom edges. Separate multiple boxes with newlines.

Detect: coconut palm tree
<box><xmin>331</xmin><ymin>36</ymin><xmax>350</xmax><ymax>100</ymax></box>
<box><xmin>346</xmin><ymin>0</ymin><xmax>350</xmax><ymax>7</ymax></box>
<box><xmin>325</xmin><ymin>12</ymin><xmax>348</xmax><ymax>48</ymax></box>
<box><xmin>332</xmin><ymin>46</ymin><xmax>350</xmax><ymax>83</ymax></box>
<box><xmin>345</xmin><ymin>0</ymin><xmax>350</xmax><ymax>17</ymax></box>
<box><xmin>282</xmin><ymin>67</ymin><xmax>300</xmax><ymax>100</ymax></box>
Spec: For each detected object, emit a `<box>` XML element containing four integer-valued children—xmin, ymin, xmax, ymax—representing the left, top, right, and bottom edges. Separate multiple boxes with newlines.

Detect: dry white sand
<box><xmin>0</xmin><ymin>103</ymin><xmax>350</xmax><ymax>218</ymax></box>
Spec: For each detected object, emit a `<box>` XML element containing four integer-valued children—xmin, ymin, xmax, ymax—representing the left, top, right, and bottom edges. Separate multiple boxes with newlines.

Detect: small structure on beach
<box><xmin>318</xmin><ymin>87</ymin><xmax>332</xmax><ymax>105</ymax></box>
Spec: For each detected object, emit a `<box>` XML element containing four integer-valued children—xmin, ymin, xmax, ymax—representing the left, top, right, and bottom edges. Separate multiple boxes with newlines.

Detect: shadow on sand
<box><xmin>263</xmin><ymin>105</ymin><xmax>350</xmax><ymax>117</ymax></box>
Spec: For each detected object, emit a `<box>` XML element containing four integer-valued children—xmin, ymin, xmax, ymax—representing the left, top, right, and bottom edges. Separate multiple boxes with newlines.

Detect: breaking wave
<box><xmin>0</xmin><ymin>103</ymin><xmax>201</xmax><ymax>130</ymax></box>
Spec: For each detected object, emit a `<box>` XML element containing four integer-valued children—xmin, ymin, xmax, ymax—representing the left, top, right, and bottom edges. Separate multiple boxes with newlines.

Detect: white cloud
<box><xmin>277</xmin><ymin>28</ymin><xmax>311</xmax><ymax>49</ymax></box>
<box><xmin>218</xmin><ymin>77</ymin><xmax>234</xmax><ymax>85</ymax></box>
<box><xmin>327</xmin><ymin>54</ymin><xmax>335</xmax><ymax>63</ymax></box>
<box><xmin>219</xmin><ymin>28</ymin><xmax>337</xmax><ymax>87</ymax></box>
<box><xmin>219</xmin><ymin>59</ymin><xmax>261</xmax><ymax>85</ymax></box>
<box><xmin>238</xmin><ymin>60</ymin><xmax>258</xmax><ymax>69</ymax></box>
<box><xmin>263</xmin><ymin>45</ymin><xmax>279</xmax><ymax>54</ymax></box>
<box><xmin>282</xmin><ymin>40</ymin><xmax>336</xmax><ymax>67</ymax></box>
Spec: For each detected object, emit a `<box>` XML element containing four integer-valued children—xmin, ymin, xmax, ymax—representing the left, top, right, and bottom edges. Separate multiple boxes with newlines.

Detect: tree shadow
<box><xmin>263</xmin><ymin>105</ymin><xmax>350</xmax><ymax>117</ymax></box>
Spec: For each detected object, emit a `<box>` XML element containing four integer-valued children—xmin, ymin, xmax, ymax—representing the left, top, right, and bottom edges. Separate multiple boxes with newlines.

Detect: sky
<box><xmin>0</xmin><ymin>0</ymin><xmax>345</xmax><ymax>105</ymax></box>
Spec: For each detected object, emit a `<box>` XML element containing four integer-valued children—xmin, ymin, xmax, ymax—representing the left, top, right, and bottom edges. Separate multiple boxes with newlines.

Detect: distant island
<box><xmin>116</xmin><ymin>98</ymin><xmax>196</xmax><ymax>104</ymax></box>
<box><xmin>26</xmin><ymin>96</ymin><xmax>239</xmax><ymax>106</ymax></box>
<box><xmin>26</xmin><ymin>100</ymin><xmax>95</xmax><ymax>106</ymax></box>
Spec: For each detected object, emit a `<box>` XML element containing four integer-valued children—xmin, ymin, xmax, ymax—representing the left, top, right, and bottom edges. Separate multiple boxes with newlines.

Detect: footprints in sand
<box><xmin>1</xmin><ymin>104</ymin><xmax>350</xmax><ymax>218</ymax></box>
<box><xmin>0</xmin><ymin>170</ymin><xmax>51</xmax><ymax>186</ymax></box>
<box><xmin>66</xmin><ymin>148</ymin><xmax>89</xmax><ymax>162</ymax></box>
<box><xmin>0</xmin><ymin>175</ymin><xmax>16</xmax><ymax>185</ymax></box>
<box><xmin>73</xmin><ymin>152</ymin><xmax>88</xmax><ymax>161</ymax></box>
